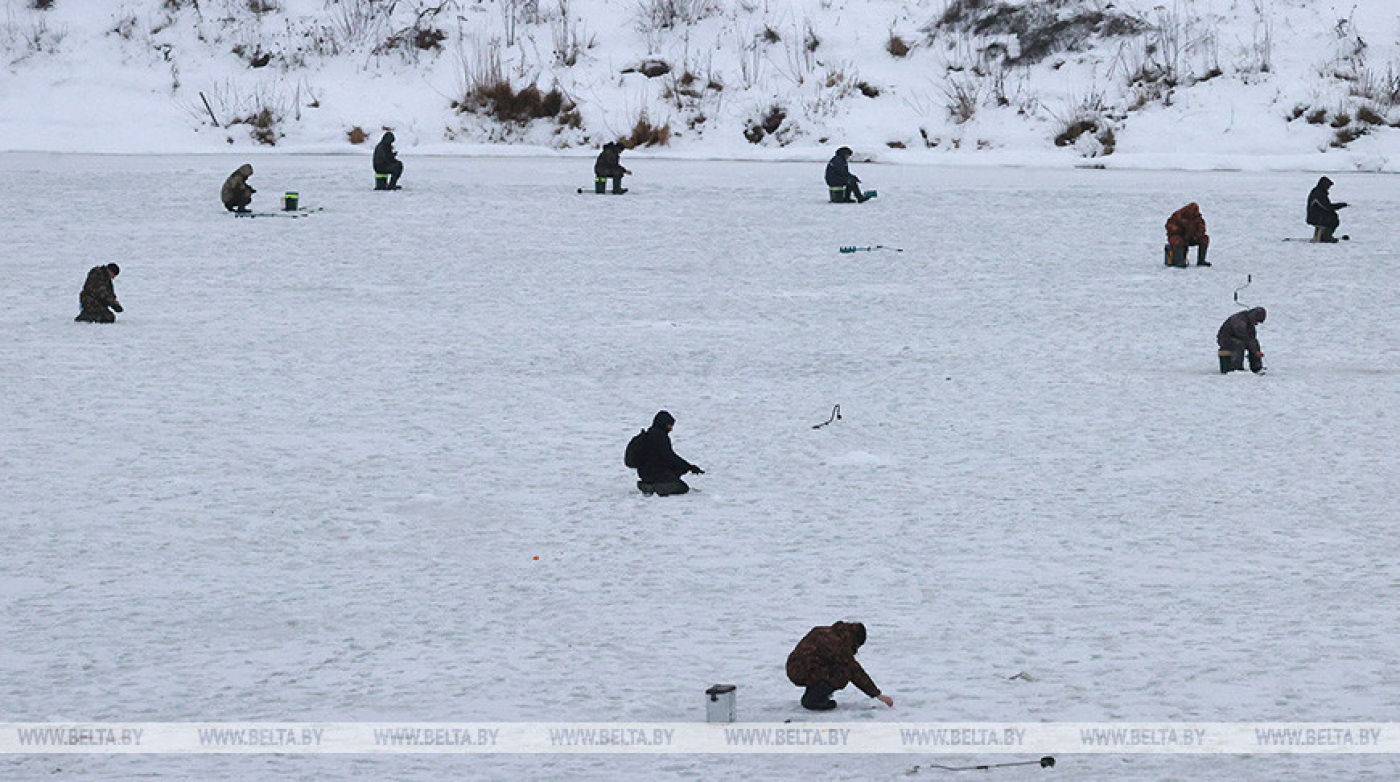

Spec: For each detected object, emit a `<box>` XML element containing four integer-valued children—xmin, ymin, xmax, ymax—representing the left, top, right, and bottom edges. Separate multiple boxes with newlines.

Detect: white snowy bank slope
<box><xmin>2</xmin><ymin>0</ymin><xmax>1400</xmax><ymax>168</ymax></box>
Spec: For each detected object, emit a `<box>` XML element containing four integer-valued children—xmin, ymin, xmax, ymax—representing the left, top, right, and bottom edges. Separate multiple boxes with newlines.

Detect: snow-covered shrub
<box><xmin>347</xmin><ymin>126</ymin><xmax>368</xmax><ymax>144</ymax></box>
<box><xmin>550</xmin><ymin>3</ymin><xmax>593</xmax><ymax>67</ymax></box>
<box><xmin>635</xmin><ymin>0</ymin><xmax>717</xmax><ymax>32</ymax></box>
<box><xmin>624</xmin><ymin>112</ymin><xmax>671</xmax><ymax>146</ymax></box>
<box><xmin>887</xmin><ymin>31</ymin><xmax>910</xmax><ymax>58</ymax></box>
<box><xmin>932</xmin><ymin>0</ymin><xmax>1144</xmax><ymax>66</ymax></box>
<box><xmin>1052</xmin><ymin>91</ymin><xmax>1115</xmax><ymax>157</ymax></box>
<box><xmin>743</xmin><ymin>105</ymin><xmax>786</xmax><ymax>144</ymax></box>
<box><xmin>326</xmin><ymin>0</ymin><xmax>395</xmax><ymax>51</ymax></box>
<box><xmin>942</xmin><ymin>73</ymin><xmax>981</xmax><ymax>123</ymax></box>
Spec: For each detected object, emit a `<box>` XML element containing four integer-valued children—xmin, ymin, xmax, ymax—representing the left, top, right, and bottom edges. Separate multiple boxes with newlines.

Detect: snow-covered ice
<box><xmin>2</xmin><ymin>153</ymin><xmax>1399</xmax><ymax>779</ymax></box>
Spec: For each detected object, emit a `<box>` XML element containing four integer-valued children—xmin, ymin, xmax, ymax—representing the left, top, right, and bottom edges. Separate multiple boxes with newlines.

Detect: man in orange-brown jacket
<box><xmin>1165</xmin><ymin>202</ymin><xmax>1210</xmax><ymax>267</ymax></box>
<box><xmin>786</xmin><ymin>621</ymin><xmax>894</xmax><ymax>711</ymax></box>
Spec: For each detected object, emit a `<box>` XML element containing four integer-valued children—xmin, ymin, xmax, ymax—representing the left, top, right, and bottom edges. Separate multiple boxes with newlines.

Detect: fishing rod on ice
<box><xmin>912</xmin><ymin>755</ymin><xmax>1052</xmax><ymax>772</ymax></box>
<box><xmin>812</xmin><ymin>404</ymin><xmax>841</xmax><ymax>429</ymax></box>
<box><xmin>840</xmin><ymin>245</ymin><xmax>904</xmax><ymax>253</ymax></box>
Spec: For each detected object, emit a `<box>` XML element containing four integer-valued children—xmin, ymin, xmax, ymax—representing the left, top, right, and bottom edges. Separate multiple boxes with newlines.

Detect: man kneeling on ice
<box><xmin>787</xmin><ymin>621</ymin><xmax>894</xmax><ymax>711</ymax></box>
<box><xmin>1165</xmin><ymin>202</ymin><xmax>1210</xmax><ymax>267</ymax></box>
<box><xmin>75</xmin><ymin>263</ymin><xmax>122</xmax><ymax>323</ymax></box>
<box><xmin>1217</xmin><ymin>307</ymin><xmax>1266</xmax><ymax>374</ymax></box>
<box><xmin>221</xmin><ymin>163</ymin><xmax>256</xmax><ymax>213</ymax></box>
<box><xmin>630</xmin><ymin>410</ymin><xmax>703</xmax><ymax>496</ymax></box>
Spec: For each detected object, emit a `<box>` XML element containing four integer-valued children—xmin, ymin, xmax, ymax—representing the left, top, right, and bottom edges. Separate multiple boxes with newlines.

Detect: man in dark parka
<box><xmin>75</xmin><ymin>263</ymin><xmax>122</xmax><ymax>323</ymax></box>
<box><xmin>634</xmin><ymin>410</ymin><xmax>703</xmax><ymax>496</ymax></box>
<box><xmin>594</xmin><ymin>141</ymin><xmax>631</xmax><ymax>194</ymax></box>
<box><xmin>824</xmin><ymin>146</ymin><xmax>867</xmax><ymax>203</ymax></box>
<box><xmin>374</xmin><ymin>131</ymin><xmax>404</xmax><ymax>190</ymax></box>
<box><xmin>1217</xmin><ymin>307</ymin><xmax>1267</xmax><ymax>373</ymax></box>
<box><xmin>221</xmin><ymin>163</ymin><xmax>255</xmax><ymax>212</ymax></box>
<box><xmin>1306</xmin><ymin>176</ymin><xmax>1347</xmax><ymax>242</ymax></box>
<box><xmin>787</xmin><ymin>621</ymin><xmax>894</xmax><ymax>710</ymax></box>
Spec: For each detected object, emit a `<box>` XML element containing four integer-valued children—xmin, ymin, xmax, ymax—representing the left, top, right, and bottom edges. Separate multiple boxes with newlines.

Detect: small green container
<box><xmin>284</xmin><ymin>192</ymin><xmax>299</xmax><ymax>211</ymax></box>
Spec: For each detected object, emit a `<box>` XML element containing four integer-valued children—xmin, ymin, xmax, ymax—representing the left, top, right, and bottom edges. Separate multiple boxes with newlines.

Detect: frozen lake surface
<box><xmin>2</xmin><ymin>154</ymin><xmax>1398</xmax><ymax>780</ymax></box>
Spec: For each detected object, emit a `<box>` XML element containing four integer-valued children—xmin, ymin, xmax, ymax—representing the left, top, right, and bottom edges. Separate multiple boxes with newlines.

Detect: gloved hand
<box><xmin>249</xmin><ymin>187</ymin><xmax>257</xmax><ymax>194</ymax></box>
<box><xmin>1335</xmin><ymin>202</ymin><xmax>1348</xmax><ymax>209</ymax></box>
<box><xmin>690</xmin><ymin>466</ymin><xmax>705</xmax><ymax>475</ymax></box>
<box><xmin>111</xmin><ymin>301</ymin><xmax>123</xmax><ymax>313</ymax></box>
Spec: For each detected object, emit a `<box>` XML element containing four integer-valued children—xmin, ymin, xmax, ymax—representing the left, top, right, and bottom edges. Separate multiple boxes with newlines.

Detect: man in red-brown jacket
<box><xmin>786</xmin><ymin>621</ymin><xmax>894</xmax><ymax>711</ymax></box>
<box><xmin>1165</xmin><ymin>202</ymin><xmax>1210</xmax><ymax>267</ymax></box>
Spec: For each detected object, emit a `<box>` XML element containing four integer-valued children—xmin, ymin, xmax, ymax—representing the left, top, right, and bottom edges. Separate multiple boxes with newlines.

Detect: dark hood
<box><xmin>651</xmin><ymin>410</ymin><xmax>675</xmax><ymax>430</ymax></box>
<box><xmin>1250</xmin><ymin>307</ymin><xmax>1266</xmax><ymax>324</ymax></box>
<box><xmin>1316</xmin><ymin>176</ymin><xmax>1332</xmax><ymax>190</ymax></box>
<box><xmin>382</xmin><ymin>131</ymin><xmax>395</xmax><ymax>145</ymax></box>
<box><xmin>832</xmin><ymin>621</ymin><xmax>866</xmax><ymax>652</ymax></box>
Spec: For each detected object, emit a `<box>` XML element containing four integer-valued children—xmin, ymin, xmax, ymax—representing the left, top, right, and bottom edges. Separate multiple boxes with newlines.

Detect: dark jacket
<box><xmin>221</xmin><ymin>164</ymin><xmax>254</xmax><ymax>208</ymax></box>
<box><xmin>1166</xmin><ymin>203</ymin><xmax>1208</xmax><ymax>245</ymax></box>
<box><xmin>1307</xmin><ymin>177</ymin><xmax>1345</xmax><ymax>228</ymax></box>
<box><xmin>636</xmin><ymin>411</ymin><xmax>696</xmax><ymax>483</ymax></box>
<box><xmin>1217</xmin><ymin>307</ymin><xmax>1267</xmax><ymax>353</ymax></box>
<box><xmin>373</xmin><ymin>132</ymin><xmax>399</xmax><ymax>174</ymax></box>
<box><xmin>595</xmin><ymin>143</ymin><xmax>626</xmax><ymax>178</ymax></box>
<box><xmin>786</xmin><ymin>622</ymin><xmax>880</xmax><ymax>697</ymax></box>
<box><xmin>79</xmin><ymin>265</ymin><xmax>118</xmax><ymax>312</ymax></box>
<box><xmin>825</xmin><ymin>152</ymin><xmax>857</xmax><ymax>187</ymax></box>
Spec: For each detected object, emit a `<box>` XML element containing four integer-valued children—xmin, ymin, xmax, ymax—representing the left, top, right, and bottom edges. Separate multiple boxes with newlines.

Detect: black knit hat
<box><xmin>106</xmin><ymin>263</ymin><xmax>120</xmax><ymax>276</ymax></box>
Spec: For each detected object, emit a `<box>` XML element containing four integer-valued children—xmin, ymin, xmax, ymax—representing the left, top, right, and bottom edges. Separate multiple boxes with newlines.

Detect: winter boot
<box><xmin>1320</xmin><ymin>227</ymin><xmax>1339</xmax><ymax>243</ymax></box>
<box><xmin>1248</xmin><ymin>352</ymin><xmax>1264</xmax><ymax>373</ymax></box>
<box><xmin>595</xmin><ymin>177</ymin><xmax>607</xmax><ymax>194</ymax></box>
<box><xmin>801</xmin><ymin>684</ymin><xmax>838</xmax><ymax>711</ymax></box>
<box><xmin>637</xmin><ymin>481</ymin><xmax>655</xmax><ymax>496</ymax></box>
<box><xmin>612</xmin><ymin>177</ymin><xmax>627</xmax><ymax>195</ymax></box>
<box><xmin>1196</xmin><ymin>244</ymin><xmax>1210</xmax><ymax>267</ymax></box>
<box><xmin>652</xmin><ymin>478</ymin><xmax>690</xmax><ymax>496</ymax></box>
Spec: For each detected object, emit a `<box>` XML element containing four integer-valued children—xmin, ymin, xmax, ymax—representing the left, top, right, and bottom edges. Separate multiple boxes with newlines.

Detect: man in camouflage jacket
<box><xmin>221</xmin><ymin>163</ymin><xmax>255</xmax><ymax>212</ymax></box>
<box><xmin>1165</xmin><ymin>202</ymin><xmax>1210</xmax><ymax>266</ymax></box>
<box><xmin>75</xmin><ymin>263</ymin><xmax>122</xmax><ymax>323</ymax></box>
<box><xmin>786</xmin><ymin>621</ymin><xmax>894</xmax><ymax>710</ymax></box>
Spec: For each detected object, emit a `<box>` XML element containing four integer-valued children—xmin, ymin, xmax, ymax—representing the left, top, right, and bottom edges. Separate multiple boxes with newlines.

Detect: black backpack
<box><xmin>624</xmin><ymin>429</ymin><xmax>647</xmax><ymax>468</ymax></box>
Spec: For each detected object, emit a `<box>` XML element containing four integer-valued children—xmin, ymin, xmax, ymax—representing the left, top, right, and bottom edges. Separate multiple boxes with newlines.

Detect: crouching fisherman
<box><xmin>374</xmin><ymin>131</ymin><xmax>404</xmax><ymax>190</ymax></box>
<box><xmin>594</xmin><ymin>141</ymin><xmax>631</xmax><ymax>194</ymax></box>
<box><xmin>825</xmin><ymin>146</ymin><xmax>868</xmax><ymax>203</ymax></box>
<box><xmin>1165</xmin><ymin>202</ymin><xmax>1210</xmax><ymax>266</ymax></box>
<box><xmin>222</xmin><ymin>163</ymin><xmax>256</xmax><ymax>213</ymax></box>
<box><xmin>75</xmin><ymin>263</ymin><xmax>122</xmax><ymax>323</ymax></box>
<box><xmin>1217</xmin><ymin>307</ymin><xmax>1266</xmax><ymax>374</ymax></box>
<box><xmin>786</xmin><ymin>621</ymin><xmax>894</xmax><ymax>710</ymax></box>
<box><xmin>631</xmin><ymin>410</ymin><xmax>703</xmax><ymax>496</ymax></box>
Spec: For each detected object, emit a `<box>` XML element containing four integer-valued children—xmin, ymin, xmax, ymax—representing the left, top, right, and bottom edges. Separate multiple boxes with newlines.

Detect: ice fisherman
<box><xmin>221</xmin><ymin>163</ymin><xmax>256</xmax><ymax>212</ymax></box>
<box><xmin>825</xmin><ymin>146</ymin><xmax>868</xmax><ymax>203</ymax></box>
<box><xmin>374</xmin><ymin>131</ymin><xmax>404</xmax><ymax>190</ymax></box>
<box><xmin>786</xmin><ymin>621</ymin><xmax>894</xmax><ymax>711</ymax></box>
<box><xmin>1306</xmin><ymin>176</ymin><xmax>1348</xmax><ymax>243</ymax></box>
<box><xmin>594</xmin><ymin>141</ymin><xmax>631</xmax><ymax>194</ymax></box>
<box><xmin>75</xmin><ymin>263</ymin><xmax>122</xmax><ymax>323</ymax></box>
<box><xmin>1165</xmin><ymin>202</ymin><xmax>1210</xmax><ymax>267</ymax></box>
<box><xmin>1216</xmin><ymin>307</ymin><xmax>1267</xmax><ymax>374</ymax></box>
<box><xmin>631</xmin><ymin>410</ymin><xmax>703</xmax><ymax>496</ymax></box>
